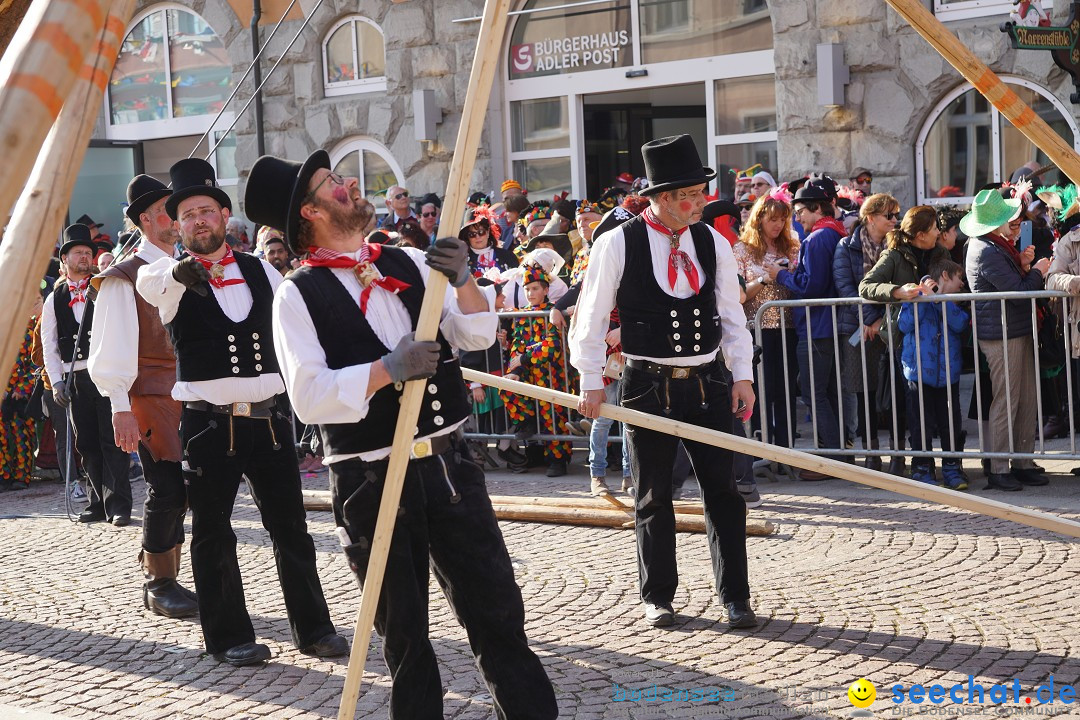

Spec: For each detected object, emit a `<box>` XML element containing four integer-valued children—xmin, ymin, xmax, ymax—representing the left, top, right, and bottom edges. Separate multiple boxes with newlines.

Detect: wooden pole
<box><xmin>463</xmin><ymin>369</ymin><xmax>1080</xmax><ymax>539</ymax></box>
<box><xmin>0</xmin><ymin>0</ymin><xmax>132</xmax><ymax>381</ymax></box>
<box><xmin>885</xmin><ymin>0</ymin><xmax>1080</xmax><ymax>185</ymax></box>
<box><xmin>335</xmin><ymin>1</ymin><xmax>512</xmax><ymax>717</ymax></box>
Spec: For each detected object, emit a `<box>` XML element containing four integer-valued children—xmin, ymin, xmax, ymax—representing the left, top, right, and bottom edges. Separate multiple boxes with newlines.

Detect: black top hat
<box><xmin>638</xmin><ymin>135</ymin><xmax>716</xmax><ymax>197</ymax></box>
<box><xmin>702</xmin><ymin>200</ymin><xmax>741</xmax><ymax>227</ymax></box>
<box><xmin>244</xmin><ymin>150</ymin><xmax>330</xmax><ymax>255</ymax></box>
<box><xmin>524</xmin><ymin>232</ymin><xmax>572</xmax><ymax>259</ymax></box>
<box><xmin>59</xmin><ymin>223</ymin><xmax>96</xmax><ymax>257</ymax></box>
<box><xmin>591</xmin><ymin>206</ymin><xmax>636</xmax><ymax>241</ymax></box>
<box><xmin>126</xmin><ymin>174</ymin><xmax>171</xmax><ymax>224</ymax></box>
<box><xmin>75</xmin><ymin>214</ymin><xmax>101</xmax><ymax>230</ymax></box>
<box><xmin>164</xmin><ymin>158</ymin><xmax>233</xmax><ymax>220</ymax></box>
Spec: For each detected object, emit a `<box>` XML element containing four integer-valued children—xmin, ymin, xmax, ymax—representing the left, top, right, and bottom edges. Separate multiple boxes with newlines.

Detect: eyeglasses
<box><xmin>466</xmin><ymin>227</ymin><xmax>489</xmax><ymax>239</ymax></box>
<box><xmin>305</xmin><ymin>171</ymin><xmax>344</xmax><ymax>201</ymax></box>
<box><xmin>392</xmin><ymin>191</ymin><xmax>409</xmax><ymax>200</ymax></box>
<box><xmin>750</xmin><ymin>181</ymin><xmax>769</xmax><ymax>188</ymax></box>
<box><xmin>421</xmin><ymin>211</ymin><xmax>438</xmax><ymax>218</ymax></box>
<box><xmin>886</xmin><ymin>212</ymin><xmax>900</xmax><ymax>221</ymax></box>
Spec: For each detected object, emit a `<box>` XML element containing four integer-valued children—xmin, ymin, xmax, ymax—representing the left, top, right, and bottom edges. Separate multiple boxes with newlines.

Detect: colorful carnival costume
<box><xmin>1</xmin><ymin>318</ymin><xmax>38</xmax><ymax>489</ymax></box>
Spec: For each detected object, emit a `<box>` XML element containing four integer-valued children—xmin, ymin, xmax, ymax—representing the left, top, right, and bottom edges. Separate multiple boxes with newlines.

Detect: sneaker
<box><xmin>70</xmin><ymin>482</ymin><xmax>87</xmax><ymax>501</ymax></box>
<box><xmin>643</xmin><ymin>602</ymin><xmax>675</xmax><ymax>628</ymax></box>
<box><xmin>566</xmin><ymin>420</ymin><xmax>587</xmax><ymax>436</ymax></box>
<box><xmin>577</xmin><ymin>419</ymin><xmax>592</xmax><ymax>435</ymax></box>
<box><xmin>308</xmin><ymin>455</ymin><xmax>327</xmax><ymax>473</ymax></box>
<box><xmin>737</xmin><ymin>480</ymin><xmax>763</xmax><ymax>508</ymax></box>
<box><xmin>590</xmin><ymin>477</ymin><xmax>612</xmax><ymax>497</ymax></box>
<box><xmin>129</xmin><ymin>459</ymin><xmax>144</xmax><ymax>482</ymax></box>
<box><xmin>910</xmin><ymin>465</ymin><xmax>937</xmax><ymax>485</ymax></box>
<box><xmin>941</xmin><ymin>462</ymin><xmax>968</xmax><ymax>491</ymax></box>
<box><xmin>497</xmin><ymin>447</ymin><xmax>528</xmax><ymax>469</ymax></box>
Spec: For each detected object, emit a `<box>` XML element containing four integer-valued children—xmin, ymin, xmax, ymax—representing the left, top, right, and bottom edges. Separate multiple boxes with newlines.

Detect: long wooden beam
<box><xmin>0</xmin><ymin>0</ymin><xmax>132</xmax><ymax>381</ymax></box>
<box><xmin>335</xmin><ymin>1</ymin><xmax>513</xmax><ymax>717</ymax></box>
<box><xmin>463</xmin><ymin>369</ymin><xmax>1080</xmax><ymax>539</ymax></box>
<box><xmin>885</xmin><ymin>0</ymin><xmax>1080</xmax><ymax>185</ymax></box>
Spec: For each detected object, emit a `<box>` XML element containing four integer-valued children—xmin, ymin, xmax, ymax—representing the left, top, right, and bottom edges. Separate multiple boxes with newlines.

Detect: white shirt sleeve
<box><xmin>41</xmin><ymin>292</ymin><xmax>64</xmax><ymax>387</ymax></box>
<box><xmin>709</xmin><ymin>227</ymin><xmax>755</xmax><ymax>383</ymax></box>
<box><xmin>87</xmin><ymin>277</ymin><xmax>138</xmax><ymax>413</ymax></box>
<box><xmin>568</xmin><ymin>228</ymin><xmax>624</xmax><ymax>392</ymax></box>
<box><xmin>135</xmin><ymin>256</ymin><xmax>185</xmax><ymax>324</ymax></box>
<box><xmin>400</xmin><ymin>247</ymin><xmax>498</xmax><ymax>352</ymax></box>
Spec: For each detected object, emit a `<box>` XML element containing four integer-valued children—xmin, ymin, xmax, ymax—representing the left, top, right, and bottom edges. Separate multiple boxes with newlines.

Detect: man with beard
<box><xmin>136</xmin><ymin>158</ymin><xmax>346</xmax><ymax>667</ymax></box>
<box><xmin>88</xmin><ymin>174</ymin><xmax>198</xmax><ymax>619</ymax></box>
<box><xmin>245</xmin><ymin>151</ymin><xmax>558</xmax><ymax>720</ymax></box>
<box><xmin>262</xmin><ymin>233</ymin><xmax>290</xmax><ymax>275</ymax></box>
<box><xmin>42</xmin><ymin>224</ymin><xmax>133</xmax><ymax>524</ymax></box>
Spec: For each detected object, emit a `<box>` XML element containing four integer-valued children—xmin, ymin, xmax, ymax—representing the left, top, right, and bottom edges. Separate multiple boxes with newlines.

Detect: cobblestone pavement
<box><xmin>0</xmin><ymin>452</ymin><xmax>1077</xmax><ymax>720</ymax></box>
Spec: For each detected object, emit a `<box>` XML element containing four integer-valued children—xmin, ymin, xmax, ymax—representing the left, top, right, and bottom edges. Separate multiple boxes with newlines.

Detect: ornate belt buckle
<box><xmin>232</xmin><ymin>401</ymin><xmax>251</xmax><ymax>417</ymax></box>
<box><xmin>411</xmin><ymin>439</ymin><xmax>431</xmax><ymax>459</ymax></box>
<box><xmin>672</xmin><ymin>367</ymin><xmax>690</xmax><ymax>380</ymax></box>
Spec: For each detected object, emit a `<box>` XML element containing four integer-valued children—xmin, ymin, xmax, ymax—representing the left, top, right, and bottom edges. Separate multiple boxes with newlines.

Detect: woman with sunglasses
<box><xmin>460</xmin><ymin>205</ymin><xmax>519</xmax><ymax>279</ymax></box>
<box><xmin>834</xmin><ymin>193</ymin><xmax>901</xmax><ymax>473</ymax></box>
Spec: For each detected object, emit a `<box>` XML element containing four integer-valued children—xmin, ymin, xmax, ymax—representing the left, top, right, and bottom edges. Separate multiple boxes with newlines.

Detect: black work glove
<box><xmin>52</xmin><ymin>380</ymin><xmax>71</xmax><ymax>408</ymax></box>
<box><xmin>382</xmin><ymin>332</ymin><xmax>441</xmax><ymax>383</ymax></box>
<box><xmin>171</xmin><ymin>257</ymin><xmax>210</xmax><ymax>297</ymax></box>
<box><xmin>424</xmin><ymin>237</ymin><xmax>470</xmax><ymax>288</ymax></box>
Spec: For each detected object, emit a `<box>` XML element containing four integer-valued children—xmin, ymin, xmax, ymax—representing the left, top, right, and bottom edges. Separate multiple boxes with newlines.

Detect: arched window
<box><xmin>106</xmin><ymin>6</ymin><xmax>231</xmax><ymax>137</ymax></box>
<box><xmin>916</xmin><ymin>78</ymin><xmax>1079</xmax><ymax>204</ymax></box>
<box><xmin>329</xmin><ymin>138</ymin><xmax>404</xmax><ymax>216</ymax></box>
<box><xmin>323</xmin><ymin>16</ymin><xmax>387</xmax><ymax>97</ymax></box>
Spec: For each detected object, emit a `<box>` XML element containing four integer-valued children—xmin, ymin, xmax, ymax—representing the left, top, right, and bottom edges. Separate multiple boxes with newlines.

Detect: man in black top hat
<box><xmin>42</xmin><ymin>224</ymin><xmax>133</xmax><ymax>525</ymax></box>
<box><xmin>246</xmin><ymin>150</ymin><xmax>557</xmax><ymax>719</ymax></box>
<box><xmin>570</xmin><ymin>134</ymin><xmax>759</xmax><ymax>630</ymax></box>
<box><xmin>88</xmin><ymin>174</ymin><xmax>198</xmax><ymax>619</ymax></box>
<box><xmin>135</xmin><ymin>158</ymin><xmax>346</xmax><ymax>667</ymax></box>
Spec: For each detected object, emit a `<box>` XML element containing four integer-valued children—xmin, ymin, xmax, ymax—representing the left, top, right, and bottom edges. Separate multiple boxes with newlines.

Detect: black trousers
<box><xmin>331</xmin><ymin>435</ymin><xmax>557</xmax><ymax>720</ymax></box>
<box><xmin>620</xmin><ymin>364</ymin><xmax>750</xmax><ymax>605</ymax></box>
<box><xmin>906</xmin><ymin>381</ymin><xmax>963</xmax><ymax>464</ymax></box>
<box><xmin>180</xmin><ymin>405</ymin><xmax>335</xmax><ymax>655</ymax></box>
<box><xmin>757</xmin><ymin>327</ymin><xmax>798</xmax><ymax>447</ymax></box>
<box><xmin>138</xmin><ymin>444</ymin><xmax>186</xmax><ymax>554</ymax></box>
<box><xmin>70</xmin><ymin>369</ymin><xmax>132</xmax><ymax>519</ymax></box>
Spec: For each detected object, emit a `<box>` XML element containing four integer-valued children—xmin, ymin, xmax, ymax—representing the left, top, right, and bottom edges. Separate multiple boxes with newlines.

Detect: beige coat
<box><xmin>1044</xmin><ymin>226</ymin><xmax>1080</xmax><ymax>357</ymax></box>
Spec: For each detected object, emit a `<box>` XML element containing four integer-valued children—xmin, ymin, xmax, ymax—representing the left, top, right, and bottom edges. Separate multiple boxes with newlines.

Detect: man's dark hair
<box><xmin>796</xmin><ymin>200</ymin><xmax>833</xmax><ymax>217</ymax></box>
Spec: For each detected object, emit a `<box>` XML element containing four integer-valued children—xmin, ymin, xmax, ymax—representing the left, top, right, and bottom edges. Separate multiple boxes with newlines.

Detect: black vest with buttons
<box><xmin>166</xmin><ymin>251</ymin><xmax>279</xmax><ymax>382</ymax></box>
<box><xmin>52</xmin><ymin>284</ymin><xmax>94</xmax><ymax>364</ymax></box>
<box><xmin>615</xmin><ymin>216</ymin><xmax>721</xmax><ymax>360</ymax></box>
<box><xmin>285</xmin><ymin>246</ymin><xmax>471</xmax><ymax>457</ymax></box>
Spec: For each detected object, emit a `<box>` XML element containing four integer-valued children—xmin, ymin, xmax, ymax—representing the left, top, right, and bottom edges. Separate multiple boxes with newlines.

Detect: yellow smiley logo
<box><xmin>848</xmin><ymin>678</ymin><xmax>876</xmax><ymax>708</ymax></box>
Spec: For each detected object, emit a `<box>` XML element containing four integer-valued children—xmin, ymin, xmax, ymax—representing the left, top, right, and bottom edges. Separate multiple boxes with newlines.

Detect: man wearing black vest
<box><xmin>245</xmin><ymin>151</ymin><xmax>557</xmax><ymax>720</ymax></box>
<box><xmin>88</xmin><ymin>174</ymin><xmax>198</xmax><ymax>619</ymax></box>
<box><xmin>135</xmin><ymin>158</ymin><xmax>346</xmax><ymax>667</ymax></box>
<box><xmin>41</xmin><ymin>224</ymin><xmax>133</xmax><ymax>525</ymax></box>
<box><xmin>570</xmin><ymin>135</ymin><xmax>759</xmax><ymax>630</ymax></box>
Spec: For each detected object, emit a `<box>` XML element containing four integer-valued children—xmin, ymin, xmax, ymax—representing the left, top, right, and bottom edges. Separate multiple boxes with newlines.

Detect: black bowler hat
<box><xmin>75</xmin><ymin>214</ymin><xmax>101</xmax><ymax>230</ymax></box>
<box><xmin>792</xmin><ymin>179</ymin><xmax>834</xmax><ymax>205</ymax></box>
<box><xmin>126</xmin><ymin>174</ymin><xmax>171</xmax><ymax>224</ymax></box>
<box><xmin>702</xmin><ymin>199</ymin><xmax>741</xmax><ymax>227</ymax></box>
<box><xmin>164</xmin><ymin>158</ymin><xmax>232</xmax><ymax>220</ymax></box>
<box><xmin>59</xmin><ymin>223</ymin><xmax>95</xmax><ymax>257</ymax></box>
<box><xmin>638</xmin><ymin>135</ymin><xmax>716</xmax><ymax>197</ymax></box>
<box><xmin>244</xmin><ymin>150</ymin><xmax>331</xmax><ymax>255</ymax></box>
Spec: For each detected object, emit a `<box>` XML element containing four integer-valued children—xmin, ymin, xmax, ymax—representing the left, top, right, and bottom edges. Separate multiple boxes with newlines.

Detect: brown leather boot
<box><xmin>171</xmin><ymin>544</ymin><xmax>197</xmax><ymax>603</ymax></box>
<box><xmin>141</xmin><ymin>549</ymin><xmax>198</xmax><ymax>618</ymax></box>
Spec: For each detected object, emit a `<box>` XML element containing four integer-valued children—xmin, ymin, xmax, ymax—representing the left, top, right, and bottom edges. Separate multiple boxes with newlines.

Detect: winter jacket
<box><xmin>965</xmin><ymin>235</ymin><xmax>1045</xmax><ymax>340</ymax></box>
<box><xmin>832</xmin><ymin>224</ymin><xmax>885</xmax><ymax>336</ymax></box>
<box><xmin>898</xmin><ymin>299</ymin><xmax>969</xmax><ymax>388</ymax></box>
<box><xmin>859</xmin><ymin>243</ymin><xmax>950</xmax><ymax>342</ymax></box>
<box><xmin>777</xmin><ymin>221</ymin><xmax>842</xmax><ymax>340</ymax></box>
<box><xmin>1045</xmin><ymin>225</ymin><xmax>1080</xmax><ymax>357</ymax></box>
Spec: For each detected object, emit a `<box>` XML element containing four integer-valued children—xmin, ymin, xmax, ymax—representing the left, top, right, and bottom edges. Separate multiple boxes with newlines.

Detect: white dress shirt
<box><xmin>41</xmin><ymin>281</ymin><xmax>89</xmax><ymax>387</ymax></box>
<box><xmin>569</xmin><ymin>221</ymin><xmax>754</xmax><ymax>392</ymax></box>
<box><xmin>135</xmin><ymin>252</ymin><xmax>286</xmax><ymax>404</ymax></box>
<box><xmin>273</xmin><ymin>246</ymin><xmax>498</xmax><ymax>464</ymax></box>
<box><xmin>88</xmin><ymin>239</ymin><xmax>174</xmax><ymax>412</ymax></box>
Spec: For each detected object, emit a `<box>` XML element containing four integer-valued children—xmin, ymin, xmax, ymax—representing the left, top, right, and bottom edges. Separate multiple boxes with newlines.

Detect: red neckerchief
<box><xmin>302</xmin><ymin>243</ymin><xmax>411</xmax><ymax>314</ymax></box>
<box><xmin>190</xmin><ymin>246</ymin><xmax>246</xmax><ymax>289</ymax></box>
<box><xmin>67</xmin><ymin>277</ymin><xmax>90</xmax><ymax>307</ymax></box>
<box><xmin>811</xmin><ymin>216</ymin><xmax>847</xmax><ymax>236</ymax></box>
<box><xmin>643</xmin><ymin>208</ymin><xmax>700</xmax><ymax>294</ymax></box>
<box><xmin>986</xmin><ymin>232</ymin><xmax>1026</xmax><ymax>273</ymax></box>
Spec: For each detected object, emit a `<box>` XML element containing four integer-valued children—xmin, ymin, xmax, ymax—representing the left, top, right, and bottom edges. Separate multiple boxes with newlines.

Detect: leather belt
<box><xmin>624</xmin><ymin>358</ymin><xmax>718</xmax><ymax>380</ymax></box>
<box><xmin>409</xmin><ymin>431</ymin><xmax>457</xmax><ymax>460</ymax></box>
<box><xmin>183</xmin><ymin>397</ymin><xmax>278</xmax><ymax>418</ymax></box>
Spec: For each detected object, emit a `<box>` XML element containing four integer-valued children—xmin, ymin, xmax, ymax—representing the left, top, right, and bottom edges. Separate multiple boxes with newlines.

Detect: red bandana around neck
<box><xmin>67</xmin><ymin>277</ymin><xmax>90</xmax><ymax>307</ymax></box>
<box><xmin>643</xmin><ymin>208</ymin><xmax>700</xmax><ymax>294</ymax></box>
<box><xmin>190</xmin><ymin>245</ymin><xmax>246</xmax><ymax>289</ymax></box>
<box><xmin>811</xmin><ymin>216</ymin><xmax>847</xmax><ymax>237</ymax></box>
<box><xmin>302</xmin><ymin>243</ymin><xmax>411</xmax><ymax>314</ymax></box>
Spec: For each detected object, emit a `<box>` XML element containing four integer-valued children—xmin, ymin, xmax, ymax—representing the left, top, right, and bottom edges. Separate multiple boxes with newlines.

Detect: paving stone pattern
<box><xmin>0</xmin><ymin>459</ymin><xmax>1077</xmax><ymax>719</ymax></box>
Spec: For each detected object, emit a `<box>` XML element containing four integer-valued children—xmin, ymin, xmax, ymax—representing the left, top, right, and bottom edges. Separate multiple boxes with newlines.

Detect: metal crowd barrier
<box><xmin>753</xmin><ymin>290</ymin><xmax>1080</xmax><ymax>462</ymax></box>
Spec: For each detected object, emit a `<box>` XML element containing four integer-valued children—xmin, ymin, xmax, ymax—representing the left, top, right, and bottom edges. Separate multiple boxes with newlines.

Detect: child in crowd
<box><xmin>898</xmin><ymin>259</ymin><xmax>969</xmax><ymax>490</ymax></box>
<box><xmin>502</xmin><ymin>266</ymin><xmax>572</xmax><ymax>477</ymax></box>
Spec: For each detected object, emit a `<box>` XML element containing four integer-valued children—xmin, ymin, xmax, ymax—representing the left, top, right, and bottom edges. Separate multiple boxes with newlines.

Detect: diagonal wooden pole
<box><xmin>885</xmin><ymin>0</ymin><xmax>1080</xmax><ymax>185</ymax></box>
<box><xmin>0</xmin><ymin>0</ymin><xmax>133</xmax><ymax>383</ymax></box>
<box><xmin>336</xmin><ymin>0</ymin><xmax>512</xmax><ymax>717</ymax></box>
<box><xmin>462</xmin><ymin>369</ymin><xmax>1080</xmax><ymax>540</ymax></box>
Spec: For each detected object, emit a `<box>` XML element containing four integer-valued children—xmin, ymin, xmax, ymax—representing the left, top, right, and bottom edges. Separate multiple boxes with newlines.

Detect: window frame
<box><xmin>104</xmin><ymin>4</ymin><xmax>234</xmax><ymax>141</ymax></box>
<box><xmin>322</xmin><ymin>15</ymin><xmax>388</xmax><ymax>98</ymax></box>
<box><xmin>933</xmin><ymin>0</ymin><xmax>1053</xmax><ymax>23</ymax></box>
<box><xmin>914</xmin><ymin>75</ymin><xmax>1080</xmax><ymax>205</ymax></box>
<box><xmin>327</xmin><ymin>137</ymin><xmax>405</xmax><ymax>217</ymax></box>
